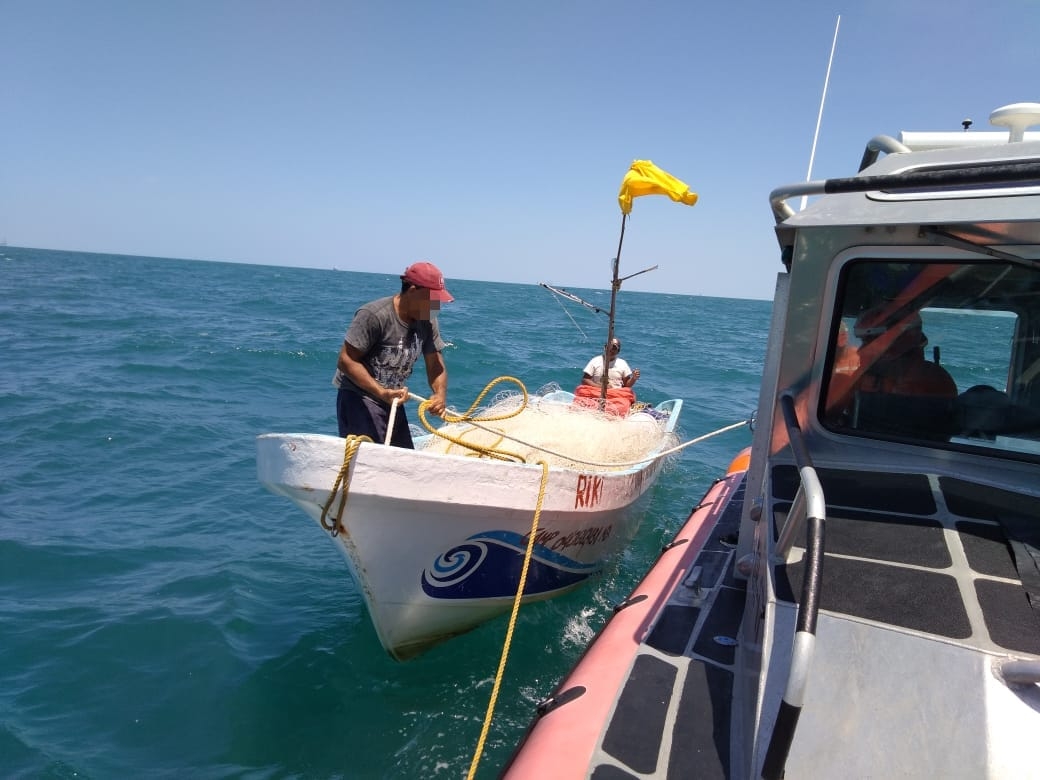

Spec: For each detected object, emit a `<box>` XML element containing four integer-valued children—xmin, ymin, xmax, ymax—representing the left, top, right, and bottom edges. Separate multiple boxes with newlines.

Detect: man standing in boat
<box><xmin>333</xmin><ymin>261</ymin><xmax>453</xmax><ymax>447</ymax></box>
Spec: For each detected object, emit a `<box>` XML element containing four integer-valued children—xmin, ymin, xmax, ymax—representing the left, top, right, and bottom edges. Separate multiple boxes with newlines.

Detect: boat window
<box><xmin>821</xmin><ymin>259</ymin><xmax>1040</xmax><ymax>458</ymax></box>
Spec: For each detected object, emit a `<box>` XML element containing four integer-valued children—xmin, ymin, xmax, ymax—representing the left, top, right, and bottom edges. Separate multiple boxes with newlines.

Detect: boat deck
<box><xmin>574</xmin><ymin>468</ymin><xmax>1040</xmax><ymax>777</ymax></box>
<box><xmin>774</xmin><ymin>467</ymin><xmax>1040</xmax><ymax>658</ymax></box>
<box><xmin>584</xmin><ymin>474</ymin><xmax>747</xmax><ymax>778</ymax></box>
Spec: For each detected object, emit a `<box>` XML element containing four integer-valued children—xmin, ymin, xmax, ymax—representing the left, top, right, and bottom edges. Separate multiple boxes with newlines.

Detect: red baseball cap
<box><xmin>401</xmin><ymin>261</ymin><xmax>454</xmax><ymax>303</ymax></box>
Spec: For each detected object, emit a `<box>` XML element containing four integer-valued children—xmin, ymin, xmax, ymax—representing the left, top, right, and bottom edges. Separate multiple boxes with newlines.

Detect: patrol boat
<box><xmin>505</xmin><ymin>103</ymin><xmax>1040</xmax><ymax>778</ymax></box>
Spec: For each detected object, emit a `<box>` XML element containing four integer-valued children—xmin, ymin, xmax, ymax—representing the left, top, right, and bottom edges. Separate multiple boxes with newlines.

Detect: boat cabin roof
<box><xmin>773</xmin><ymin>138</ymin><xmax>1040</xmax><ymax>255</ymax></box>
<box><xmin>757</xmin><ymin>105</ymin><xmax>1040</xmax><ymax>488</ymax></box>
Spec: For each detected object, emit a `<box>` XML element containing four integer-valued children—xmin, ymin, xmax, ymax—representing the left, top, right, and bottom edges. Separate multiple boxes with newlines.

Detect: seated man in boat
<box><xmin>574</xmin><ymin>337</ymin><xmax>640</xmax><ymax>415</ymax></box>
<box><xmin>827</xmin><ymin>306</ymin><xmax>957</xmax><ymax>439</ymax></box>
<box><xmin>333</xmin><ymin>261</ymin><xmax>453</xmax><ymax>447</ymax></box>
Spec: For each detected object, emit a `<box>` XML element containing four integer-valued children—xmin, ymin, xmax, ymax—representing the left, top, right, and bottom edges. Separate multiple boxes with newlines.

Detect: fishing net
<box><xmin>416</xmin><ymin>384</ymin><xmax>678</xmax><ymax>471</ymax></box>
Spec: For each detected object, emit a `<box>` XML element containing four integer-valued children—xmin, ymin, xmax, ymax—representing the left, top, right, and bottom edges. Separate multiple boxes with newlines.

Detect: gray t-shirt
<box><xmin>333</xmin><ymin>296</ymin><xmax>444</xmax><ymax>396</ymax></box>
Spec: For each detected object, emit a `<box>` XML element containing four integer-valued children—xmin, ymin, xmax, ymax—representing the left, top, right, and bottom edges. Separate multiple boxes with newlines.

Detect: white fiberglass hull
<box><xmin>256</xmin><ymin>401</ymin><xmax>679</xmax><ymax>660</ymax></box>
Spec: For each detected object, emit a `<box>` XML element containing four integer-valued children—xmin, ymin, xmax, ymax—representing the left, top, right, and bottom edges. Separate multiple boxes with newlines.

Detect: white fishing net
<box><xmin>416</xmin><ymin>385</ymin><xmax>678</xmax><ymax>471</ymax></box>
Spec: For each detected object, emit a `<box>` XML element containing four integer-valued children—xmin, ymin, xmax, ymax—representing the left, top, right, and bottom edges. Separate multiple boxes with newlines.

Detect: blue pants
<box><xmin>336</xmin><ymin>387</ymin><xmax>414</xmax><ymax>448</ymax></box>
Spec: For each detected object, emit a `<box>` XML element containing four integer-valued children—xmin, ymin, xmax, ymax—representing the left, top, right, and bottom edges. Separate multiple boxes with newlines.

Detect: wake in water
<box><xmin>417</xmin><ymin>384</ymin><xmax>678</xmax><ymax>470</ymax></box>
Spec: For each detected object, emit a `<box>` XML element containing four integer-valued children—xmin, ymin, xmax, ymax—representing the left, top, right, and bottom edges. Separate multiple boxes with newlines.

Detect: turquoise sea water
<box><xmin>0</xmin><ymin>247</ymin><xmax>770</xmax><ymax>778</ymax></box>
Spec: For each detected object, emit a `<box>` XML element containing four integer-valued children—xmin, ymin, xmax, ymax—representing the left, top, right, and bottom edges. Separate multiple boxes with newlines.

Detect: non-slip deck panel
<box><xmin>598</xmin><ymin>584</ymin><xmax>741</xmax><ymax>777</ymax></box>
<box><xmin>940</xmin><ymin>476</ymin><xmax>1040</xmax><ymax>520</ymax></box>
<box><xmin>772</xmin><ymin>468</ymin><xmax>1040</xmax><ymax>654</ymax></box>
<box><xmin>974</xmin><ymin>579</ymin><xmax>1040</xmax><ymax>654</ymax></box>
<box><xmin>602</xmin><ymin>654</ymin><xmax>676</xmax><ymax>773</ymax></box>
<box><xmin>647</xmin><ymin>475</ymin><xmax>747</xmax><ymax>658</ymax></box>
<box><xmin>775</xmin><ymin>556</ymin><xmax>971</xmax><ymax>638</ymax></box>
<box><xmin>591</xmin><ymin>764</ymin><xmax>638</xmax><ymax>779</ymax></box>
<box><xmin>703</xmin><ymin>479</ymin><xmax>745</xmax><ymax>551</ymax></box>
<box><xmin>704</xmin><ymin>475</ymin><xmax>746</xmax><ymax>592</ymax></box>
<box><xmin>692</xmin><ymin>586</ymin><xmax>746</xmax><ymax>665</ymax></box>
<box><xmin>809</xmin><ymin>509</ymin><xmax>950</xmax><ymax>568</ymax></box>
<box><xmin>647</xmin><ymin>605</ymin><xmax>701</xmax><ymax>655</ymax></box>
<box><xmin>694</xmin><ymin>549</ymin><xmax>737</xmax><ymax>596</ymax></box>
<box><xmin>956</xmin><ymin>520</ymin><xmax>1021</xmax><ymax>579</ymax></box>
<box><xmin>666</xmin><ymin>661</ymin><xmax>732</xmax><ymax>780</ymax></box>
<box><xmin>590</xmin><ymin>473</ymin><xmax>748</xmax><ymax>779</ymax></box>
<box><xmin>772</xmin><ymin>466</ymin><xmax>937</xmax><ymax>514</ymax></box>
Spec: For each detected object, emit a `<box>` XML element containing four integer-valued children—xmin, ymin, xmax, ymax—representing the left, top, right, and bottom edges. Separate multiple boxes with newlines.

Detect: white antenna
<box><xmin>800</xmin><ymin>15</ymin><xmax>841</xmax><ymax>212</ymax></box>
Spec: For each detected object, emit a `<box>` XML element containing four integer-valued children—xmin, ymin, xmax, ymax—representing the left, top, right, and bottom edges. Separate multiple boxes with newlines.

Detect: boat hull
<box><xmin>257</xmin><ymin>402</ymin><xmax>678</xmax><ymax>659</ymax></box>
<box><xmin>504</xmin><ymin>459</ymin><xmax>747</xmax><ymax>777</ymax></box>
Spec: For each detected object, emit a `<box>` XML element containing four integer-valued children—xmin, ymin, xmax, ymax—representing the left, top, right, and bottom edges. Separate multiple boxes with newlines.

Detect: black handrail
<box><xmin>771</xmin><ymin>158</ymin><xmax>1040</xmax><ymax>221</ymax></box>
<box><xmin>761</xmin><ymin>393</ymin><xmax>827</xmax><ymax>780</ymax></box>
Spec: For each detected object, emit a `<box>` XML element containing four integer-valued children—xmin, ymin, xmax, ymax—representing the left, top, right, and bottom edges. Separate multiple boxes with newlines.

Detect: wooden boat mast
<box><xmin>600</xmin><ymin>212</ymin><xmax>656</xmax><ymax>401</ymax></box>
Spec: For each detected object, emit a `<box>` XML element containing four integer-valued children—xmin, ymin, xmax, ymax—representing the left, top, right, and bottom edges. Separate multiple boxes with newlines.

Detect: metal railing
<box><xmin>769</xmin><ymin>158</ymin><xmax>1040</xmax><ymax>221</ymax></box>
<box><xmin>761</xmin><ymin>392</ymin><xmax>828</xmax><ymax>780</ymax></box>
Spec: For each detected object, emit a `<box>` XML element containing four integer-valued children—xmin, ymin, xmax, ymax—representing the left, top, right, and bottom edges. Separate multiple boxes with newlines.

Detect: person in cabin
<box><xmin>333</xmin><ymin>261</ymin><xmax>453</xmax><ymax>448</ymax></box>
<box><xmin>826</xmin><ymin>305</ymin><xmax>957</xmax><ymax>438</ymax></box>
<box><xmin>574</xmin><ymin>337</ymin><xmax>640</xmax><ymax>415</ymax></box>
<box><xmin>852</xmin><ymin>307</ymin><xmax>956</xmax><ymax>398</ymax></box>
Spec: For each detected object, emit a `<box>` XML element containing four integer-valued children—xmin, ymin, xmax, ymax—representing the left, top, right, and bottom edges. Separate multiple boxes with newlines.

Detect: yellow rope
<box><xmin>318</xmin><ymin>435</ymin><xmax>370</xmax><ymax>535</ymax></box>
<box><xmin>318</xmin><ymin>378</ymin><xmax>539</xmax><ymax>537</ymax></box>
<box><xmin>418</xmin><ymin>376</ymin><xmax>532</xmax><ymax>463</ymax></box>
<box><xmin>411</xmin><ymin>377</ymin><xmax>749</xmax><ymax>470</ymax></box>
<box><xmin>467</xmin><ymin>459</ymin><xmax>550</xmax><ymax>780</ymax></box>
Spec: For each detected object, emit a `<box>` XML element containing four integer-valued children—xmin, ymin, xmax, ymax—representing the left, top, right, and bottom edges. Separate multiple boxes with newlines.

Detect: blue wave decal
<box><xmin>421</xmin><ymin>531</ymin><xmax>600</xmax><ymax>599</ymax></box>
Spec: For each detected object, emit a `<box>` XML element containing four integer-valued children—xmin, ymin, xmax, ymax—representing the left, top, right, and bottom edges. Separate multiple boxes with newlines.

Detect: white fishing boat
<box><xmin>505</xmin><ymin>103</ymin><xmax>1040</xmax><ymax>777</ymax></box>
<box><xmin>257</xmin><ymin>388</ymin><xmax>682</xmax><ymax>660</ymax></box>
<box><xmin>257</xmin><ymin>160</ymin><xmax>699</xmax><ymax>662</ymax></box>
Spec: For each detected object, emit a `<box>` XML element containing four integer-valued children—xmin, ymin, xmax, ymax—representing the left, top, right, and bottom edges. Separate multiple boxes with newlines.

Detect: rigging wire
<box><xmin>550</xmin><ymin>290</ymin><xmax>589</xmax><ymax>342</ymax></box>
<box><xmin>800</xmin><ymin>14</ymin><xmax>841</xmax><ymax>212</ymax></box>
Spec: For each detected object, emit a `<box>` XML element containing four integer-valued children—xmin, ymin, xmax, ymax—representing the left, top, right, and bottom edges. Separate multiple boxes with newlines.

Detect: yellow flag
<box><xmin>617</xmin><ymin>160</ymin><xmax>698</xmax><ymax>215</ymax></box>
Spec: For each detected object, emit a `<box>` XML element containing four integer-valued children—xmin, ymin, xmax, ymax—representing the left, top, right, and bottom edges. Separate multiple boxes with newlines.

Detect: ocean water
<box><xmin>0</xmin><ymin>247</ymin><xmax>771</xmax><ymax>778</ymax></box>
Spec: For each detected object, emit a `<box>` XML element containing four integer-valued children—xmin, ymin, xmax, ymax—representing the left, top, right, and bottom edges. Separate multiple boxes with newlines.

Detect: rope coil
<box><xmin>318</xmin><ymin>434</ymin><xmax>370</xmax><ymax>535</ymax></box>
<box><xmin>418</xmin><ymin>376</ymin><xmax>532</xmax><ymax>462</ymax></box>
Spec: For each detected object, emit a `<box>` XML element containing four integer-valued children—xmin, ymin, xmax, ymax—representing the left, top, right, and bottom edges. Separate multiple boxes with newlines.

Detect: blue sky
<box><xmin>3</xmin><ymin>0</ymin><xmax>1039</xmax><ymax>300</ymax></box>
